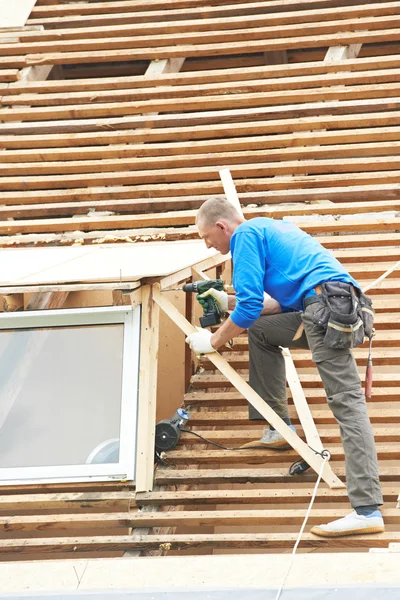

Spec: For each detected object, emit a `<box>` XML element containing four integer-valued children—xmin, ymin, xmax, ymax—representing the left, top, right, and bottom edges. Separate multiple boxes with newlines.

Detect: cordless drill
<box><xmin>183</xmin><ymin>279</ymin><xmax>226</xmax><ymax>328</ymax></box>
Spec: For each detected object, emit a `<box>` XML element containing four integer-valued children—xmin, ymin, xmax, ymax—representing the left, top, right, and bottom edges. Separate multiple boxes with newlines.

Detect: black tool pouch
<box><xmin>311</xmin><ymin>282</ymin><xmax>369</xmax><ymax>349</ymax></box>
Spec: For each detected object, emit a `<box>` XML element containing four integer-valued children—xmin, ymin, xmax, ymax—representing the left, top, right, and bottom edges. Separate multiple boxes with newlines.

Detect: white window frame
<box><xmin>0</xmin><ymin>305</ymin><xmax>141</xmax><ymax>485</ymax></box>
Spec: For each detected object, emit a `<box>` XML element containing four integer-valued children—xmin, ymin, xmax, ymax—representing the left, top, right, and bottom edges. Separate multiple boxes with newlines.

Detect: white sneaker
<box><xmin>310</xmin><ymin>510</ymin><xmax>385</xmax><ymax>538</ymax></box>
<box><xmin>240</xmin><ymin>426</ymin><xmax>295</xmax><ymax>450</ymax></box>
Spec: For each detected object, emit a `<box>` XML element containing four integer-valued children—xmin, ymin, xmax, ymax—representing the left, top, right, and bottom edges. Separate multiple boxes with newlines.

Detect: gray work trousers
<box><xmin>247</xmin><ymin>303</ymin><xmax>383</xmax><ymax>509</ymax></box>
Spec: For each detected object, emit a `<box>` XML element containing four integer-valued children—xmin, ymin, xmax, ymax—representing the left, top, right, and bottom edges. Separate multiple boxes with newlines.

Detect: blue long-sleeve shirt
<box><xmin>230</xmin><ymin>217</ymin><xmax>358</xmax><ymax>329</ymax></box>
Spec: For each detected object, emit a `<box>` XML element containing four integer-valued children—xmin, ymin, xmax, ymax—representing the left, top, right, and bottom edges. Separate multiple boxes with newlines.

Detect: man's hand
<box><xmin>185</xmin><ymin>327</ymin><xmax>215</xmax><ymax>354</ymax></box>
<box><xmin>197</xmin><ymin>288</ymin><xmax>229</xmax><ymax>312</ymax></box>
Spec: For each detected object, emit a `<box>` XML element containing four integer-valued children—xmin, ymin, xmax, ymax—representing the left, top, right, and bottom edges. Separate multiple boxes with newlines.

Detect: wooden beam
<box><xmin>7</xmin><ymin>28</ymin><xmax>400</xmax><ymax>68</ymax></box>
<box><xmin>0</xmin><ymin>531</ymin><xmax>398</xmax><ymax>555</ymax></box>
<box><xmin>184</xmin><ymin>386</ymin><xmax>400</xmax><ymax>406</ymax></box>
<box><xmin>0</xmin><ymin>491</ymin><xmax>135</xmax><ymax>514</ymax></box>
<box><xmin>185</xmin><ymin>406</ymin><xmax>400</xmax><ymax>426</ymax></box>
<box><xmin>190</xmin><ymin>373</ymin><xmax>400</xmax><ymax>393</ymax></box>
<box><xmin>137</xmin><ymin>484</ymin><xmax>400</xmax><ymax>507</ymax></box>
<box><xmin>155</xmin><ymin>465</ymin><xmax>400</xmax><ymax>486</ymax></box>
<box><xmin>0</xmin><ymin>507</ymin><xmax>398</xmax><ymax>533</ymax></box>
<box><xmin>135</xmin><ymin>285</ymin><xmax>160</xmax><ymax>493</ymax></box>
<box><xmin>28</xmin><ymin>0</ymin><xmax>400</xmax><ymax>21</ymax></box>
<box><xmin>1</xmin><ymin>99</ymin><xmax>400</xmax><ymax>138</ymax></box>
<box><xmin>325</xmin><ymin>44</ymin><xmax>362</xmax><ymax>61</ymax></box>
<box><xmin>165</xmin><ymin>444</ymin><xmax>400</xmax><ymax>465</ymax></box>
<box><xmin>2</xmin><ymin>14</ymin><xmax>400</xmax><ymax>58</ymax></box>
<box><xmin>22</xmin><ymin>2</ymin><xmax>400</xmax><ymax>40</ymax></box>
<box><xmin>2</xmin><ymin>294</ymin><xmax>23</xmax><ymax>312</ymax></box>
<box><xmin>5</xmin><ymin>82</ymin><xmax>400</xmax><ymax>121</ymax></box>
<box><xmin>26</xmin><ymin>291</ymin><xmax>69</xmax><ymax>310</ymax></box>
<box><xmin>179</xmin><ymin>426</ymin><xmax>400</xmax><ymax>445</ymax></box>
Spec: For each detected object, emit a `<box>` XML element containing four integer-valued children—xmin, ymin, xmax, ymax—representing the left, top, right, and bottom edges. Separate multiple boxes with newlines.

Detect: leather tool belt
<box><xmin>303</xmin><ymin>282</ymin><xmax>374</xmax><ymax>349</ymax></box>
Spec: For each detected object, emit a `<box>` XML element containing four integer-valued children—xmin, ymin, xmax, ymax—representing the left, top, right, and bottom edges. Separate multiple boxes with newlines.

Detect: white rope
<box><xmin>362</xmin><ymin>258</ymin><xmax>400</xmax><ymax>293</ymax></box>
<box><xmin>274</xmin><ymin>450</ymin><xmax>331</xmax><ymax>600</ymax></box>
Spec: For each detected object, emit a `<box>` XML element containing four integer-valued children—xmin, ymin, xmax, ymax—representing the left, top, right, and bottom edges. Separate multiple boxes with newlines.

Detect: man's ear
<box><xmin>215</xmin><ymin>220</ymin><xmax>228</xmax><ymax>232</ymax></box>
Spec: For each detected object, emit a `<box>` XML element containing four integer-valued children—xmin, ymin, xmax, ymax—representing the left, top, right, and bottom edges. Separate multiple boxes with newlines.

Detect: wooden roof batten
<box><xmin>0</xmin><ymin>0</ymin><xmax>399</xmax><ymax>562</ymax></box>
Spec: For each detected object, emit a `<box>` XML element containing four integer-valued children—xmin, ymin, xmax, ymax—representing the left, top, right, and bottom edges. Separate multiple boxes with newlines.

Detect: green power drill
<box><xmin>182</xmin><ymin>279</ymin><xmax>226</xmax><ymax>328</ymax></box>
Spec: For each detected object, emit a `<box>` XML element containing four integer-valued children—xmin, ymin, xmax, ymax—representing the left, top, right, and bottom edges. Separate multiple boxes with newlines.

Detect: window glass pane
<box><xmin>0</xmin><ymin>324</ymin><xmax>124</xmax><ymax>468</ymax></box>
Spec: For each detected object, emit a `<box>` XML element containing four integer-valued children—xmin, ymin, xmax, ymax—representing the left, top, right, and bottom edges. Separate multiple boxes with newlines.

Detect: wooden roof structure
<box><xmin>0</xmin><ymin>0</ymin><xmax>399</xmax><ymax>561</ymax></box>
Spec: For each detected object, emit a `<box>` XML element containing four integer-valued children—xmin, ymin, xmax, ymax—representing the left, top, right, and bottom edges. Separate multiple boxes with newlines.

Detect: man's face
<box><xmin>197</xmin><ymin>220</ymin><xmax>231</xmax><ymax>255</ymax></box>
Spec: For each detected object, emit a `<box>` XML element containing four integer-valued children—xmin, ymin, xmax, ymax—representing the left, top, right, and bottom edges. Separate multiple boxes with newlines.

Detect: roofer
<box><xmin>185</xmin><ymin>197</ymin><xmax>384</xmax><ymax>538</ymax></box>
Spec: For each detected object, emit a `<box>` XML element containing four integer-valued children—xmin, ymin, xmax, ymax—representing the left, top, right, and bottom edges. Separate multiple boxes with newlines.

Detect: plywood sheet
<box><xmin>0</xmin><ymin>1</ymin><xmax>37</xmax><ymax>28</ymax></box>
<box><xmin>0</xmin><ymin>241</ymin><xmax>217</xmax><ymax>286</ymax></box>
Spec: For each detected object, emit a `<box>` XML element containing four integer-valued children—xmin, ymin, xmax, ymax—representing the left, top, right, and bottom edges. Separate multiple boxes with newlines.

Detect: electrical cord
<box><xmin>180</xmin><ymin>429</ymin><xmax>324</xmax><ymax>477</ymax></box>
<box><xmin>180</xmin><ymin>428</ymin><xmax>287</xmax><ymax>451</ymax></box>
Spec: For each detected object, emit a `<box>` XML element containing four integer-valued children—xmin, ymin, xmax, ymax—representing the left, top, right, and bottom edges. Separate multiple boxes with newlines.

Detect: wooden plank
<box><xmin>155</xmin><ymin>465</ymin><xmax>400</xmax><ymax>486</ymax></box>
<box><xmin>10</xmin><ymin>66</ymin><xmax>400</xmax><ymax>108</ymax></box>
<box><xmin>159</xmin><ymin>253</ymin><xmax>226</xmax><ymax>291</ymax></box>
<box><xmin>127</xmin><ymin>507</ymin><xmax>400</xmax><ymax>528</ymax></box>
<box><xmin>0</xmin><ymin>481</ymin><xmax>132</xmax><ymax>494</ymax></box>
<box><xmin>136</xmin><ymin>484</ymin><xmax>400</xmax><ymax>507</ymax></box>
<box><xmin>202</xmin><ymin>348</ymin><xmax>400</xmax><ymax>370</ymax></box>
<box><xmin>5</xmin><ymin>161</ymin><xmax>400</xmax><ymax>197</ymax></box>
<box><xmin>0</xmin><ymin>227</ymin><xmax>398</xmax><ymax>251</ymax></box>
<box><xmin>0</xmin><ymin>492</ymin><xmax>135</xmax><ymax>514</ymax></box>
<box><xmin>0</xmin><ymin>209</ymin><xmax>398</xmax><ymax>236</ymax></box>
<box><xmin>6</xmin><ymin>82</ymin><xmax>400</xmax><ymax>121</ymax></box>
<box><xmin>1</xmin><ymin>196</ymin><xmax>400</xmax><ymax>222</ymax></box>
<box><xmin>28</xmin><ymin>0</ymin><xmax>400</xmax><ymax>20</ymax></box>
<box><xmin>7</xmin><ymin>141</ymin><xmax>400</xmax><ymax>177</ymax></box>
<box><xmin>7</xmin><ymin>2</ymin><xmax>400</xmax><ymax>48</ymax></box>
<box><xmin>179</xmin><ymin>427</ymin><xmax>400</xmax><ymax>445</ymax></box>
<box><xmin>5</xmin><ymin>14</ymin><xmax>400</xmax><ymax>56</ymax></box>
<box><xmin>152</xmin><ymin>285</ymin><xmax>344</xmax><ymax>488</ymax></box>
<box><xmin>2</xmin><ymin>101</ymin><xmax>400</xmax><ymax>139</ymax></box>
<box><xmin>190</xmin><ymin>372</ymin><xmax>400</xmax><ymax>391</ymax></box>
<box><xmin>165</xmin><ymin>444</ymin><xmax>400</xmax><ymax>465</ymax></box>
<box><xmin>184</xmin><ymin>386</ymin><xmax>400</xmax><ymax>406</ymax></box>
<box><xmin>26</xmin><ymin>291</ymin><xmax>68</xmax><ymax>310</ymax></box>
<box><xmin>135</xmin><ymin>286</ymin><xmax>159</xmax><ymax>493</ymax></box>
<box><xmin>185</xmin><ymin>407</ymin><xmax>400</xmax><ymax>426</ymax></box>
<box><xmin>14</xmin><ymin>28</ymin><xmax>400</xmax><ymax>67</ymax></box>
<box><xmin>325</xmin><ymin>44</ymin><xmax>361</xmax><ymax>60</ymax></box>
<box><xmin>2</xmin><ymin>294</ymin><xmax>23</xmax><ymax>312</ymax></box>
<box><xmin>1</xmin><ymin>507</ymin><xmax>399</xmax><ymax>534</ymax></box>
<box><xmin>5</xmin><ymin>125</ymin><xmax>400</xmax><ymax>159</ymax></box>
<box><xmin>0</xmin><ymin>531</ymin><xmax>397</xmax><ymax>555</ymax></box>
<box><xmin>7</xmin><ymin>54</ymin><xmax>400</xmax><ymax>96</ymax></box>
<box><xmin>0</xmin><ymin>70</ymin><xmax>19</xmax><ymax>82</ymax></box>
<box><xmin>0</xmin><ymin>282</ymin><xmax>141</xmax><ymax>295</ymax></box>
<box><xmin>1</xmin><ymin>182</ymin><xmax>400</xmax><ymax>212</ymax></box>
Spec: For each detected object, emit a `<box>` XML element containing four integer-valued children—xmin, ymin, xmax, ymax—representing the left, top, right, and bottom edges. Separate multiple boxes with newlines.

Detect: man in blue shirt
<box><xmin>186</xmin><ymin>197</ymin><xmax>384</xmax><ymax>538</ymax></box>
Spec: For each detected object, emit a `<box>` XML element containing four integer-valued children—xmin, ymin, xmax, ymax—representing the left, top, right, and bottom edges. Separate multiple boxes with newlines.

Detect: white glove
<box><xmin>185</xmin><ymin>327</ymin><xmax>215</xmax><ymax>354</ymax></box>
<box><xmin>197</xmin><ymin>288</ymin><xmax>228</xmax><ymax>312</ymax></box>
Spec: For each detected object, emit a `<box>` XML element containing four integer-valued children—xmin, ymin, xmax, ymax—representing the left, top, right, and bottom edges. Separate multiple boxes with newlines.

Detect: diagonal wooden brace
<box><xmin>282</xmin><ymin>348</ymin><xmax>326</xmax><ymax>451</ymax></box>
<box><xmin>153</xmin><ymin>284</ymin><xmax>345</xmax><ymax>489</ymax></box>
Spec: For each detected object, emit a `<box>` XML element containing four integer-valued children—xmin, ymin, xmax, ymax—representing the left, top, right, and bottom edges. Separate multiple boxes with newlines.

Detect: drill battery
<box><xmin>183</xmin><ymin>279</ymin><xmax>225</xmax><ymax>328</ymax></box>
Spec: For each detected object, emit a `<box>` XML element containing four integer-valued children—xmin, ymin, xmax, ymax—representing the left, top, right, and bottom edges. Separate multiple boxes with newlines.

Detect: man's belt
<box><xmin>303</xmin><ymin>285</ymin><xmax>323</xmax><ymax>309</ymax></box>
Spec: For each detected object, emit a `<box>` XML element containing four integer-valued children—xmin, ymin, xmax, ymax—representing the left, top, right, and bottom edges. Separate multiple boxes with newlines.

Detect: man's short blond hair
<box><xmin>196</xmin><ymin>197</ymin><xmax>242</xmax><ymax>227</ymax></box>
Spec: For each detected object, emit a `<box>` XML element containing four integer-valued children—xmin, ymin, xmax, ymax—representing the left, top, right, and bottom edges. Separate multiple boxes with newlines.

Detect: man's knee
<box><xmin>317</xmin><ymin>356</ymin><xmax>362</xmax><ymax>399</ymax></box>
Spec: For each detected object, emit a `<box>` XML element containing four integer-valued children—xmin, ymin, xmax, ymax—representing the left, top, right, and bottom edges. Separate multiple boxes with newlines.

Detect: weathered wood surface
<box><xmin>0</xmin><ymin>531</ymin><xmax>400</xmax><ymax>556</ymax></box>
<box><xmin>0</xmin><ymin>0</ymin><xmax>399</xmax><ymax>560</ymax></box>
<box><xmin>136</xmin><ymin>484</ymin><xmax>400</xmax><ymax>507</ymax></box>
